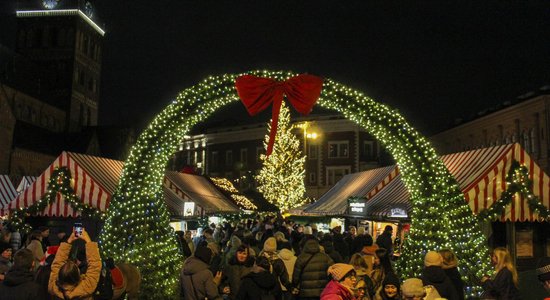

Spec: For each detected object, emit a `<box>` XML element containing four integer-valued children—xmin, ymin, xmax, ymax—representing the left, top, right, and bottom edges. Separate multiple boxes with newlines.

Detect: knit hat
<box><xmin>273</xmin><ymin>231</ymin><xmax>287</xmax><ymax>242</ymax></box>
<box><xmin>383</xmin><ymin>272</ymin><xmax>401</xmax><ymax>289</ymax></box>
<box><xmin>401</xmin><ymin>278</ymin><xmax>425</xmax><ymax>297</ymax></box>
<box><xmin>536</xmin><ymin>257</ymin><xmax>550</xmax><ymax>281</ymax></box>
<box><xmin>424</xmin><ymin>251</ymin><xmax>443</xmax><ymax>267</ymax></box>
<box><xmin>263</xmin><ymin>237</ymin><xmax>277</xmax><ymax>253</ymax></box>
<box><xmin>194</xmin><ymin>245</ymin><xmax>213</xmax><ymax>264</ymax></box>
<box><xmin>304</xmin><ymin>226</ymin><xmax>313</xmax><ymax>235</ymax></box>
<box><xmin>327</xmin><ymin>263</ymin><xmax>355</xmax><ymax>281</ymax></box>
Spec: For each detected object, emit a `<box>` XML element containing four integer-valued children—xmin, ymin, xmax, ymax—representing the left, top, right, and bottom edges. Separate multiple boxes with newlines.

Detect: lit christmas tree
<box><xmin>256</xmin><ymin>102</ymin><xmax>307</xmax><ymax>213</ymax></box>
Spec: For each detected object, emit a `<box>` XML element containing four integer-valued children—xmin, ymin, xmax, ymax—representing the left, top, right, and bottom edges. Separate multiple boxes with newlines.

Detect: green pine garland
<box><xmin>10</xmin><ymin>167</ymin><xmax>104</xmax><ymax>232</ymax></box>
<box><xmin>478</xmin><ymin>160</ymin><xmax>550</xmax><ymax>220</ymax></box>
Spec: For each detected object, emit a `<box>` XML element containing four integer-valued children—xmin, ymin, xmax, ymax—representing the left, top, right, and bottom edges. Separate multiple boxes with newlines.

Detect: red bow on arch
<box><xmin>235</xmin><ymin>74</ymin><xmax>323</xmax><ymax>155</ymax></box>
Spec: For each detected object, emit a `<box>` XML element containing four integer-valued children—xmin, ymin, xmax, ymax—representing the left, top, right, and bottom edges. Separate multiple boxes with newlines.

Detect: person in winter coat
<box><xmin>420</xmin><ymin>251</ymin><xmax>459</xmax><ymax>300</ymax></box>
<box><xmin>278</xmin><ymin>244</ymin><xmax>297</xmax><ymax>300</ymax></box>
<box><xmin>374</xmin><ymin>272</ymin><xmax>400</xmax><ymax>300</ymax></box>
<box><xmin>224</xmin><ymin>244</ymin><xmax>254</xmax><ymax>299</ymax></box>
<box><xmin>370</xmin><ymin>248</ymin><xmax>395</xmax><ymax>295</ymax></box>
<box><xmin>320</xmin><ymin>235</ymin><xmax>344</xmax><ymax>263</ymax></box>
<box><xmin>320</xmin><ymin>263</ymin><xmax>357</xmax><ymax>300</ymax></box>
<box><xmin>48</xmin><ymin>229</ymin><xmax>101</xmax><ymax>300</ymax></box>
<box><xmin>293</xmin><ymin>238</ymin><xmax>335</xmax><ymax>300</ymax></box>
<box><xmin>25</xmin><ymin>230</ymin><xmax>44</xmax><ymax>272</ymax></box>
<box><xmin>0</xmin><ymin>248</ymin><xmax>43</xmax><ymax>299</ymax></box>
<box><xmin>332</xmin><ymin>226</ymin><xmax>350</xmax><ymax>262</ymax></box>
<box><xmin>349</xmin><ymin>253</ymin><xmax>375</xmax><ymax>300</ymax></box>
<box><xmin>375</xmin><ymin>226</ymin><xmax>393</xmax><ymax>258</ymax></box>
<box><xmin>274</xmin><ymin>231</ymin><xmax>292</xmax><ymax>251</ymax></box>
<box><xmin>481</xmin><ymin>247</ymin><xmax>521</xmax><ymax>300</ymax></box>
<box><xmin>181</xmin><ymin>245</ymin><xmax>223</xmax><ymax>300</ymax></box>
<box><xmin>236</xmin><ymin>255</ymin><xmax>281</xmax><ymax>300</ymax></box>
<box><xmin>401</xmin><ymin>278</ymin><xmax>442</xmax><ymax>300</ymax></box>
<box><xmin>0</xmin><ymin>243</ymin><xmax>13</xmax><ymax>280</ymax></box>
<box><xmin>260</xmin><ymin>237</ymin><xmax>291</xmax><ymax>292</ymax></box>
<box><xmin>351</xmin><ymin>227</ymin><xmax>372</xmax><ymax>255</ymax></box>
<box><xmin>439</xmin><ymin>249</ymin><xmax>465</xmax><ymax>299</ymax></box>
<box><xmin>223</xmin><ymin>235</ymin><xmax>242</xmax><ymax>267</ymax></box>
<box><xmin>34</xmin><ymin>245</ymin><xmax>59</xmax><ymax>300</ymax></box>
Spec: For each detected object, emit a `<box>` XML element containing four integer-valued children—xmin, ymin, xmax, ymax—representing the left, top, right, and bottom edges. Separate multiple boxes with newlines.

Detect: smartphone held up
<box><xmin>74</xmin><ymin>222</ymin><xmax>83</xmax><ymax>237</ymax></box>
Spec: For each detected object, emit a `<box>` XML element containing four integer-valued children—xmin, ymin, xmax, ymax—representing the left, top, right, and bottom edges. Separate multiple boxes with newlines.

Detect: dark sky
<box><xmin>2</xmin><ymin>1</ymin><xmax>550</xmax><ymax>135</ymax></box>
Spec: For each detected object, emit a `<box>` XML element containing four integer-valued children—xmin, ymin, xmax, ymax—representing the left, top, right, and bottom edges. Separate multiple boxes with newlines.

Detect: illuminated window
<box><xmin>328</xmin><ymin>141</ymin><xmax>349</xmax><ymax>158</ymax></box>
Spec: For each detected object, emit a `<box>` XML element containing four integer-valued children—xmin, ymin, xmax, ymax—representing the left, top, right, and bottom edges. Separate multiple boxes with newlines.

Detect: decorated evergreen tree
<box><xmin>256</xmin><ymin>102</ymin><xmax>307</xmax><ymax>212</ymax></box>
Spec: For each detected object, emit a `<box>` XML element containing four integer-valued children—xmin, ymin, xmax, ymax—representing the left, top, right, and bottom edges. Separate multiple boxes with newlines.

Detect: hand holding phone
<box><xmin>74</xmin><ymin>222</ymin><xmax>83</xmax><ymax>237</ymax></box>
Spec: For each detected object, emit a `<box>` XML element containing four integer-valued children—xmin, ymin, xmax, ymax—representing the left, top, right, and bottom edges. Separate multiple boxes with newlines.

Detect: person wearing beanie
<box><xmin>401</xmin><ymin>278</ymin><xmax>442</xmax><ymax>300</ymax></box>
<box><xmin>260</xmin><ymin>237</ymin><xmax>292</xmax><ymax>295</ymax></box>
<box><xmin>421</xmin><ymin>251</ymin><xmax>459</xmax><ymax>300</ymax></box>
<box><xmin>439</xmin><ymin>249</ymin><xmax>465</xmax><ymax>300</ymax></box>
<box><xmin>321</xmin><ymin>263</ymin><xmax>357</xmax><ymax>300</ymax></box>
<box><xmin>181</xmin><ymin>245</ymin><xmax>222</xmax><ymax>300</ymax></box>
<box><xmin>274</xmin><ymin>231</ymin><xmax>292</xmax><ymax>251</ymax></box>
<box><xmin>374</xmin><ymin>272</ymin><xmax>400</xmax><ymax>300</ymax></box>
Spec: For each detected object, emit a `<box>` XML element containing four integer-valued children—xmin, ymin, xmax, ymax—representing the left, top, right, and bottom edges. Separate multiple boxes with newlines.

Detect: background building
<box><xmin>431</xmin><ymin>87</ymin><xmax>550</xmax><ymax>173</ymax></box>
<box><xmin>0</xmin><ymin>1</ymin><xmax>134</xmax><ymax>180</ymax></box>
<box><xmin>172</xmin><ymin>115</ymin><xmax>390</xmax><ymax>200</ymax></box>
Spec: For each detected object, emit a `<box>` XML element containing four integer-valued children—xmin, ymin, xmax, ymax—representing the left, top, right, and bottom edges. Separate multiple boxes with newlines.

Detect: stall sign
<box><xmin>389</xmin><ymin>207</ymin><xmax>408</xmax><ymax>218</ymax></box>
<box><xmin>348</xmin><ymin>198</ymin><xmax>367</xmax><ymax>216</ymax></box>
<box><xmin>184</xmin><ymin>202</ymin><xmax>195</xmax><ymax>216</ymax></box>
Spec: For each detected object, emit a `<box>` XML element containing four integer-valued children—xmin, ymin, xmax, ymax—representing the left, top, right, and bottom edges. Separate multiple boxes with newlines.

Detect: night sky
<box><xmin>1</xmin><ymin>1</ymin><xmax>550</xmax><ymax>135</ymax></box>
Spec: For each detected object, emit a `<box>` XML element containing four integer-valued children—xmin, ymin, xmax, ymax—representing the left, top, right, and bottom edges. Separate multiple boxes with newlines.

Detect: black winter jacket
<box><xmin>481</xmin><ymin>268</ymin><xmax>521</xmax><ymax>300</ymax></box>
<box><xmin>443</xmin><ymin>267</ymin><xmax>465</xmax><ymax>300</ymax></box>
<box><xmin>236</xmin><ymin>268</ymin><xmax>281</xmax><ymax>300</ymax></box>
<box><xmin>0</xmin><ymin>267</ymin><xmax>43</xmax><ymax>300</ymax></box>
<box><xmin>421</xmin><ymin>266</ymin><xmax>459</xmax><ymax>300</ymax></box>
<box><xmin>292</xmin><ymin>239</ymin><xmax>334</xmax><ymax>298</ymax></box>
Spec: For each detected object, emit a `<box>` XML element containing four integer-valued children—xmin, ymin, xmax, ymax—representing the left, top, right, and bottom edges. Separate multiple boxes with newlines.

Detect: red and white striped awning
<box><xmin>16</xmin><ymin>176</ymin><xmax>36</xmax><ymax>193</ymax></box>
<box><xmin>4</xmin><ymin>152</ymin><xmax>123</xmax><ymax>217</ymax></box>
<box><xmin>0</xmin><ymin>175</ymin><xmax>17</xmax><ymax>209</ymax></box>
<box><xmin>365</xmin><ymin>143</ymin><xmax>550</xmax><ymax>221</ymax></box>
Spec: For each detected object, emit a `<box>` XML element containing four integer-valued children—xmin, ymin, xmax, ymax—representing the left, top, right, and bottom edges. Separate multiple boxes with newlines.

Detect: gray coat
<box><xmin>180</xmin><ymin>256</ymin><xmax>222</xmax><ymax>300</ymax></box>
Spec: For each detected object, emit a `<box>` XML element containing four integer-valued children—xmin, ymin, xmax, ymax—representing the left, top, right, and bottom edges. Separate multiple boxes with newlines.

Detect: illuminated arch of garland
<box><xmin>100</xmin><ymin>70</ymin><xmax>492</xmax><ymax>298</ymax></box>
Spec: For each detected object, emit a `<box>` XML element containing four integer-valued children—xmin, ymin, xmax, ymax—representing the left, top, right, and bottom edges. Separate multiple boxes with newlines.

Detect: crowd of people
<box><xmin>0</xmin><ymin>222</ymin><xmax>126</xmax><ymax>300</ymax></box>
<box><xmin>176</xmin><ymin>217</ymin><xmax>527</xmax><ymax>300</ymax></box>
<box><xmin>0</xmin><ymin>216</ymin><xmax>547</xmax><ymax>299</ymax></box>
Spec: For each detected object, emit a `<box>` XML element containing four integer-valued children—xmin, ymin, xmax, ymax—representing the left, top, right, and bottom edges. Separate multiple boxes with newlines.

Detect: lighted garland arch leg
<box><xmin>100</xmin><ymin>70</ymin><xmax>491</xmax><ymax>298</ymax></box>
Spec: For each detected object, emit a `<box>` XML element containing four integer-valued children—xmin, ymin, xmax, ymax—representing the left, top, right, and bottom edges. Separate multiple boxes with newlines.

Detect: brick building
<box><xmin>172</xmin><ymin>115</ymin><xmax>388</xmax><ymax>200</ymax></box>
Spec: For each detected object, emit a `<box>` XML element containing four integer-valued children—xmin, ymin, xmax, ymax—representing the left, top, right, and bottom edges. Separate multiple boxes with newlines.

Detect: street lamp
<box><xmin>294</xmin><ymin>121</ymin><xmax>319</xmax><ymax>156</ymax></box>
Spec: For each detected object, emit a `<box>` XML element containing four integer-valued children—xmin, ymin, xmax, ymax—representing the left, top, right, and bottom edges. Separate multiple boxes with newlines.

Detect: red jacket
<box><xmin>321</xmin><ymin>280</ymin><xmax>356</xmax><ymax>300</ymax></box>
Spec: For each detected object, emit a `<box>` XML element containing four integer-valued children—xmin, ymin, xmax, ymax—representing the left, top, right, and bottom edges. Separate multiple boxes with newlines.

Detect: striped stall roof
<box><xmin>365</xmin><ymin>143</ymin><xmax>550</xmax><ymax>221</ymax></box>
<box><xmin>365</xmin><ymin>174</ymin><xmax>410</xmax><ymax>218</ymax></box>
<box><xmin>0</xmin><ymin>175</ymin><xmax>17</xmax><ymax>209</ymax></box>
<box><xmin>163</xmin><ymin>186</ymin><xmax>186</xmax><ymax>218</ymax></box>
<box><xmin>164</xmin><ymin>171</ymin><xmax>239</xmax><ymax>214</ymax></box>
<box><xmin>304</xmin><ymin>165</ymin><xmax>397</xmax><ymax>215</ymax></box>
<box><xmin>16</xmin><ymin>176</ymin><xmax>36</xmax><ymax>193</ymax></box>
<box><xmin>3</xmin><ymin>152</ymin><xmax>124</xmax><ymax>217</ymax></box>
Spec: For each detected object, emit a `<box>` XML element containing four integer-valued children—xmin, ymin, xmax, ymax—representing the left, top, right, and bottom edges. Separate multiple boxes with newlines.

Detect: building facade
<box><xmin>431</xmin><ymin>91</ymin><xmax>550</xmax><ymax>173</ymax></box>
<box><xmin>0</xmin><ymin>0</ymin><xmax>106</xmax><ymax>177</ymax></box>
<box><xmin>172</xmin><ymin>115</ymin><xmax>387</xmax><ymax>200</ymax></box>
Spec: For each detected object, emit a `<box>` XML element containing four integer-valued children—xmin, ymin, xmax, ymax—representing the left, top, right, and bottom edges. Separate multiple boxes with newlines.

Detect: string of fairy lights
<box><xmin>96</xmin><ymin>69</ymin><xmax>526</xmax><ymax>297</ymax></box>
<box><xmin>256</xmin><ymin>102</ymin><xmax>308</xmax><ymax>213</ymax></box>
